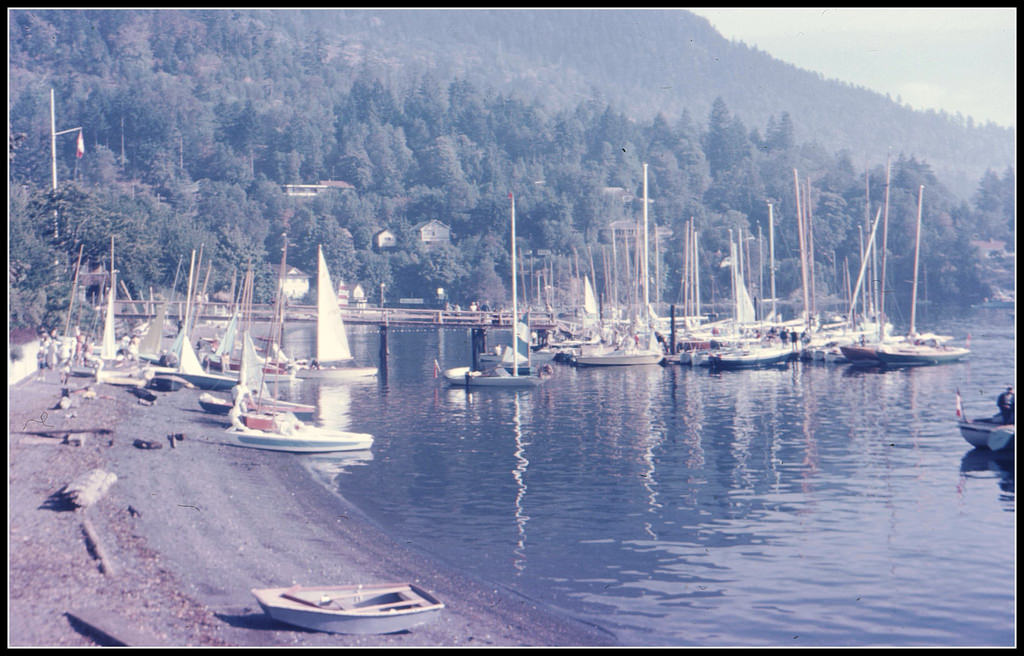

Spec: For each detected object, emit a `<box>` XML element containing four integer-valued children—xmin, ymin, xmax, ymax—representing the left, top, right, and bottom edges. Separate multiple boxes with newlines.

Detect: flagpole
<box><xmin>50</xmin><ymin>87</ymin><xmax>84</xmax><ymax>240</ymax></box>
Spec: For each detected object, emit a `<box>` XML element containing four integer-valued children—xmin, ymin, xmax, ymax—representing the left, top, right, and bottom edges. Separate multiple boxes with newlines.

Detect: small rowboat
<box><xmin>252</xmin><ymin>583</ymin><xmax>444</xmax><ymax>634</ymax></box>
<box><xmin>958</xmin><ymin>415</ymin><xmax>1014</xmax><ymax>451</ymax></box>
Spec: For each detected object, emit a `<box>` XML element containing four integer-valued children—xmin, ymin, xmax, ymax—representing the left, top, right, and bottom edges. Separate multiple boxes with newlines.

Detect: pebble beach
<box><xmin>7</xmin><ymin>368</ymin><xmax>616</xmax><ymax>647</ymax></box>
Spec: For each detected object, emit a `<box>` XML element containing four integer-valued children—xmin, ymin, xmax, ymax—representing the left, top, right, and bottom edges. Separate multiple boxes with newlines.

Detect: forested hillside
<box><xmin>8</xmin><ymin>9</ymin><xmax>1015</xmax><ymax>332</ymax></box>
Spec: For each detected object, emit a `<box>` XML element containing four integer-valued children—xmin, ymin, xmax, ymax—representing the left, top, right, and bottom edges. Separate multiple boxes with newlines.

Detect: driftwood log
<box><xmin>81</xmin><ymin>516</ymin><xmax>118</xmax><ymax>577</ymax></box>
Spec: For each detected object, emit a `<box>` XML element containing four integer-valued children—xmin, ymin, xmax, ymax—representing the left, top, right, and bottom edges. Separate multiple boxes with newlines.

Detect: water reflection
<box><xmin>311</xmin><ymin>318</ymin><xmax>1014</xmax><ymax>646</ymax></box>
<box><xmin>959</xmin><ymin>448</ymin><xmax>1015</xmax><ymax>505</ymax></box>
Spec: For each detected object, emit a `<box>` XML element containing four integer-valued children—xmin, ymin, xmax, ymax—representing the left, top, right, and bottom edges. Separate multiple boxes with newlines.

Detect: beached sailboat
<box><xmin>295</xmin><ymin>246</ymin><xmax>377</xmax><ymax>381</ymax></box>
<box><xmin>224</xmin><ymin>418</ymin><xmax>374</xmax><ymax>453</ymax></box>
<box><xmin>443</xmin><ymin>193</ymin><xmax>549</xmax><ymax>388</ymax></box>
<box><xmin>251</xmin><ymin>583</ymin><xmax>444</xmax><ymax>634</ymax></box>
<box><xmin>198</xmin><ymin>332</ymin><xmax>317</xmax><ymax>420</ymax></box>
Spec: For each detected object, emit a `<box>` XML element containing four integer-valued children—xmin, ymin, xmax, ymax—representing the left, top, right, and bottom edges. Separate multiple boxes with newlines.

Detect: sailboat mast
<box><xmin>767</xmin><ymin>202</ymin><xmax>776</xmax><ymax>322</ymax></box>
<box><xmin>642</xmin><ymin>163</ymin><xmax>650</xmax><ymax>317</ymax></box>
<box><xmin>510</xmin><ymin>193</ymin><xmax>519</xmax><ymax>377</ymax></box>
<box><xmin>909</xmin><ymin>185</ymin><xmax>924</xmax><ymax>337</ymax></box>
<box><xmin>793</xmin><ymin>169</ymin><xmax>810</xmax><ymax>330</ymax></box>
<box><xmin>879</xmin><ymin>155</ymin><xmax>892</xmax><ymax>339</ymax></box>
<box><xmin>693</xmin><ymin>227</ymin><xmax>701</xmax><ymax>319</ymax></box>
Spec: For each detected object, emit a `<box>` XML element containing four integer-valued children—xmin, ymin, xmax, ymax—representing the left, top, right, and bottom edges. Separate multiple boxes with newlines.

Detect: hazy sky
<box><xmin>689</xmin><ymin>7</ymin><xmax>1016</xmax><ymax>128</ymax></box>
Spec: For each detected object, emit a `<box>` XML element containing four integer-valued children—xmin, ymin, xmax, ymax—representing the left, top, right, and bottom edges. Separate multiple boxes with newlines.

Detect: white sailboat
<box><xmin>572</xmin><ymin>164</ymin><xmax>663</xmax><ymax>367</ymax></box>
<box><xmin>444</xmin><ymin>192</ymin><xmax>548</xmax><ymax>388</ymax></box>
<box><xmin>296</xmin><ymin>245</ymin><xmax>377</xmax><ymax>381</ymax></box>
<box><xmin>875</xmin><ymin>185</ymin><xmax>969</xmax><ymax>367</ymax></box>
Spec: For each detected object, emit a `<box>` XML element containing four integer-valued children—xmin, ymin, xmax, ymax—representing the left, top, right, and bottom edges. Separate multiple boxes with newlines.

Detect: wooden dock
<box><xmin>112</xmin><ymin>300</ymin><xmax>560</xmax><ymax>332</ymax></box>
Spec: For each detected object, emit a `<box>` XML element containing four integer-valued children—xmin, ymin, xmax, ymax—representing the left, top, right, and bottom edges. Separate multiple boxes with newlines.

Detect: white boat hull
<box><xmin>573</xmin><ymin>350</ymin><xmax>663</xmax><ymax>366</ymax></box>
<box><xmin>225</xmin><ymin>426</ymin><xmax>373</xmax><ymax>453</ymax></box>
<box><xmin>252</xmin><ymin>584</ymin><xmax>443</xmax><ymax>635</ymax></box>
<box><xmin>958</xmin><ymin>418</ymin><xmax>1014</xmax><ymax>451</ymax></box>
<box><xmin>296</xmin><ymin>365</ymin><xmax>378</xmax><ymax>380</ymax></box>
<box><xmin>442</xmin><ymin>366</ymin><xmax>544</xmax><ymax>388</ymax></box>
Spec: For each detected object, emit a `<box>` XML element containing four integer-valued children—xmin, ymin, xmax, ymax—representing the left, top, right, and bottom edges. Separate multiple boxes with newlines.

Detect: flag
<box><xmin>76</xmin><ymin>131</ymin><xmax>84</xmax><ymax>158</ymax></box>
<box><xmin>965</xmin><ymin>333</ymin><xmax>971</xmax><ymax>348</ymax></box>
<box><xmin>433</xmin><ymin>358</ymin><xmax>440</xmax><ymax>379</ymax></box>
<box><xmin>955</xmin><ymin>388</ymin><xmax>965</xmax><ymax>420</ymax></box>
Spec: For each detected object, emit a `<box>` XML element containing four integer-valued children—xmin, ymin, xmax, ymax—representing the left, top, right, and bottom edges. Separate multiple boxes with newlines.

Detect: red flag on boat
<box><xmin>76</xmin><ymin>130</ymin><xmax>84</xmax><ymax>158</ymax></box>
<box><xmin>433</xmin><ymin>358</ymin><xmax>440</xmax><ymax>378</ymax></box>
<box><xmin>955</xmin><ymin>388</ymin><xmax>964</xmax><ymax>419</ymax></box>
<box><xmin>965</xmin><ymin>333</ymin><xmax>971</xmax><ymax>348</ymax></box>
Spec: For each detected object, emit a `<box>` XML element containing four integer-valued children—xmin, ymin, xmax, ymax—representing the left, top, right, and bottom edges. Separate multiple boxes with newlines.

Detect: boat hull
<box><xmin>708</xmin><ymin>347</ymin><xmax>793</xmax><ymax>370</ymax></box>
<box><xmin>252</xmin><ymin>584</ymin><xmax>444</xmax><ymax>635</ymax></box>
<box><xmin>174</xmin><ymin>371</ymin><xmax>238</xmax><ymax>390</ymax></box>
<box><xmin>839</xmin><ymin>345</ymin><xmax>880</xmax><ymax>365</ymax></box>
<box><xmin>225</xmin><ymin>426</ymin><xmax>373</xmax><ymax>453</ymax></box>
<box><xmin>296</xmin><ymin>365</ymin><xmax>378</xmax><ymax>380</ymax></box>
<box><xmin>573</xmin><ymin>351</ymin><xmax>663</xmax><ymax>366</ymax></box>
<box><xmin>442</xmin><ymin>366</ymin><xmax>544</xmax><ymax>388</ymax></box>
<box><xmin>198</xmin><ymin>394</ymin><xmax>316</xmax><ymax>422</ymax></box>
<box><xmin>958</xmin><ymin>418</ymin><xmax>1014</xmax><ymax>451</ymax></box>
<box><xmin>875</xmin><ymin>346</ymin><xmax>969</xmax><ymax>367</ymax></box>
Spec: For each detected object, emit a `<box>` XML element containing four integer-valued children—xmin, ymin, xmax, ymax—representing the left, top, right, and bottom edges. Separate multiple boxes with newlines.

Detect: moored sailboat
<box><xmin>295</xmin><ymin>246</ymin><xmax>377</xmax><ymax>381</ymax></box>
<box><xmin>443</xmin><ymin>192</ymin><xmax>548</xmax><ymax>388</ymax></box>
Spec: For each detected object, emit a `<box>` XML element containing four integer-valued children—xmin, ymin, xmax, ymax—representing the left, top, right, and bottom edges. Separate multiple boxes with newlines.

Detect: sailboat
<box><xmin>875</xmin><ymin>186</ymin><xmax>969</xmax><ymax>367</ymax></box>
<box><xmin>198</xmin><ymin>330</ymin><xmax>317</xmax><ymax>421</ymax></box>
<box><xmin>295</xmin><ymin>246</ymin><xmax>377</xmax><ymax>381</ymax></box>
<box><xmin>572</xmin><ymin>164</ymin><xmax>663</xmax><ymax>367</ymax></box>
<box><xmin>707</xmin><ymin>230</ymin><xmax>791</xmax><ymax>369</ymax></box>
<box><xmin>443</xmin><ymin>193</ymin><xmax>548</xmax><ymax>388</ymax></box>
<box><xmin>223</xmin><ymin>331</ymin><xmax>373</xmax><ymax>452</ymax></box>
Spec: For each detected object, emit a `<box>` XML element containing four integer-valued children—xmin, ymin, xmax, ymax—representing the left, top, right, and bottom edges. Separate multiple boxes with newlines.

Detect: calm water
<box><xmin>278</xmin><ymin>310</ymin><xmax>1015</xmax><ymax>646</ymax></box>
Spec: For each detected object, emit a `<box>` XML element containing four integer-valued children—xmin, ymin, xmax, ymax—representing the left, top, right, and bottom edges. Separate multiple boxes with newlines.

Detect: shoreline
<box><xmin>8</xmin><ymin>371</ymin><xmax>617</xmax><ymax>647</ymax></box>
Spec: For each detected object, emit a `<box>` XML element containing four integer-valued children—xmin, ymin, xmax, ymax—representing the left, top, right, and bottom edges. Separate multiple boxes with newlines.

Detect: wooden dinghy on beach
<box><xmin>251</xmin><ymin>583</ymin><xmax>444</xmax><ymax>634</ymax></box>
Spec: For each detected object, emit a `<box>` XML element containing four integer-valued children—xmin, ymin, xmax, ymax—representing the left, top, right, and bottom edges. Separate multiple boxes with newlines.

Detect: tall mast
<box><xmin>909</xmin><ymin>185</ymin><xmax>924</xmax><ymax>337</ymax></box>
<box><xmin>879</xmin><ymin>154</ymin><xmax>892</xmax><ymax>339</ymax></box>
<box><xmin>767</xmin><ymin>202</ymin><xmax>777</xmax><ymax>322</ymax></box>
<box><xmin>642</xmin><ymin>163</ymin><xmax>650</xmax><ymax>320</ymax></box>
<box><xmin>510</xmin><ymin>193</ymin><xmax>519</xmax><ymax>376</ymax></box>
<box><xmin>793</xmin><ymin>169</ymin><xmax>810</xmax><ymax>330</ymax></box>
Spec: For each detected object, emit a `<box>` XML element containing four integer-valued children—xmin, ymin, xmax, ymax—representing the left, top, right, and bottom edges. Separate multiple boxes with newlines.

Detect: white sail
<box><xmin>316</xmin><ymin>246</ymin><xmax>352</xmax><ymax>364</ymax></box>
<box><xmin>241</xmin><ymin>330</ymin><xmax>271</xmax><ymax>397</ymax></box>
<box><xmin>583</xmin><ymin>275</ymin><xmax>598</xmax><ymax>316</ymax></box>
<box><xmin>100</xmin><ymin>281</ymin><xmax>117</xmax><ymax>360</ymax></box>
<box><xmin>138</xmin><ymin>302</ymin><xmax>166</xmax><ymax>356</ymax></box>
<box><xmin>178</xmin><ymin>331</ymin><xmax>206</xmax><ymax>375</ymax></box>
<box><xmin>214</xmin><ymin>313</ymin><xmax>239</xmax><ymax>357</ymax></box>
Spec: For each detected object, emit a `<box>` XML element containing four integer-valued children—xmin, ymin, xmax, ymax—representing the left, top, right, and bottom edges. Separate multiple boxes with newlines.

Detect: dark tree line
<box><xmin>8</xmin><ymin>10</ymin><xmax>1013</xmax><ymax>332</ymax></box>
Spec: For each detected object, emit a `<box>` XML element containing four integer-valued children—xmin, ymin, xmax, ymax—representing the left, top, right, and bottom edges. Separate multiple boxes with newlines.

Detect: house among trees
<box><xmin>283</xmin><ymin>180</ymin><xmax>356</xmax><ymax>197</ymax></box>
<box><xmin>601</xmin><ymin>186</ymin><xmax>635</xmax><ymax>203</ymax></box>
<box><xmin>970</xmin><ymin>238</ymin><xmax>1009</xmax><ymax>259</ymax></box>
<box><xmin>373</xmin><ymin>228</ymin><xmax>397</xmax><ymax>250</ymax></box>
<box><xmin>414</xmin><ymin>220</ymin><xmax>452</xmax><ymax>249</ymax></box>
<box><xmin>271</xmin><ymin>265</ymin><xmax>311</xmax><ymax>299</ymax></box>
<box><xmin>601</xmin><ymin>219</ymin><xmax>672</xmax><ymax>244</ymax></box>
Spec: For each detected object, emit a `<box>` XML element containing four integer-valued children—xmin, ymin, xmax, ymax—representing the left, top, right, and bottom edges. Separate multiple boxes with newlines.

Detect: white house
<box><xmin>272</xmin><ymin>265</ymin><xmax>311</xmax><ymax>300</ymax></box>
<box><xmin>373</xmin><ymin>228</ymin><xmax>397</xmax><ymax>250</ymax></box>
<box><xmin>414</xmin><ymin>220</ymin><xmax>451</xmax><ymax>249</ymax></box>
<box><xmin>283</xmin><ymin>179</ymin><xmax>355</xmax><ymax>198</ymax></box>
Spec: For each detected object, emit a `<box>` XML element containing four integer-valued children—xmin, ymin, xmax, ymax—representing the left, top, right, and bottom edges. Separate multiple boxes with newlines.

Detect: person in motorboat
<box><xmin>997</xmin><ymin>386</ymin><xmax>1014</xmax><ymax>425</ymax></box>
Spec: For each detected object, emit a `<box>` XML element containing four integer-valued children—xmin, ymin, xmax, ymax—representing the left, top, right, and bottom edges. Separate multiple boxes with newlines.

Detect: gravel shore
<box><xmin>8</xmin><ymin>371</ymin><xmax>617</xmax><ymax>647</ymax></box>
